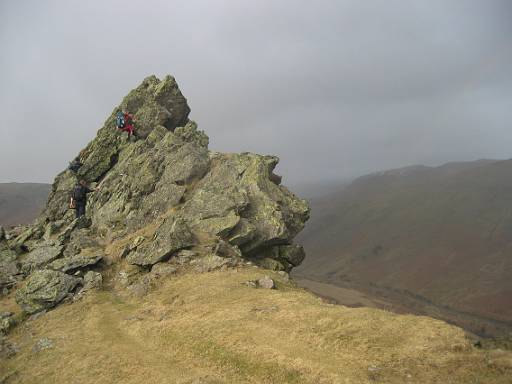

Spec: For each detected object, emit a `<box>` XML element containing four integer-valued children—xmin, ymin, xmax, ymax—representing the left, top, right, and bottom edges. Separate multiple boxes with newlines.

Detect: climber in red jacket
<box><xmin>116</xmin><ymin>110</ymin><xmax>136</xmax><ymax>139</ymax></box>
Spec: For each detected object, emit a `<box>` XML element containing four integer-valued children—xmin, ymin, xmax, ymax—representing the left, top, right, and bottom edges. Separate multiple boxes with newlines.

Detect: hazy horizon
<box><xmin>1</xmin><ymin>1</ymin><xmax>511</xmax><ymax>186</ymax></box>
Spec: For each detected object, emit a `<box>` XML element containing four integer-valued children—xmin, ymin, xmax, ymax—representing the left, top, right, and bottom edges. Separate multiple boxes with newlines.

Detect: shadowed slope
<box><xmin>295</xmin><ymin>159</ymin><xmax>512</xmax><ymax>335</ymax></box>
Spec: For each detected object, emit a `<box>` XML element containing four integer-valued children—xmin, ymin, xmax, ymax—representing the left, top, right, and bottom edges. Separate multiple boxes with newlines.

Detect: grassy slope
<box><xmin>2</xmin><ymin>268</ymin><xmax>511</xmax><ymax>384</ymax></box>
<box><xmin>294</xmin><ymin>160</ymin><xmax>512</xmax><ymax>329</ymax></box>
<box><xmin>0</xmin><ymin>183</ymin><xmax>51</xmax><ymax>227</ymax></box>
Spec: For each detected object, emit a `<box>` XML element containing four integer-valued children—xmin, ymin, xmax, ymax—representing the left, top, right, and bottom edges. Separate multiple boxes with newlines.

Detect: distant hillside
<box><xmin>0</xmin><ymin>183</ymin><xmax>50</xmax><ymax>227</ymax></box>
<box><xmin>294</xmin><ymin>159</ymin><xmax>512</xmax><ymax>336</ymax></box>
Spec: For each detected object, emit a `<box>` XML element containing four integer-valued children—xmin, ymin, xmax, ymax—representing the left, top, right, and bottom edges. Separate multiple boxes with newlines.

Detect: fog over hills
<box><xmin>294</xmin><ymin>159</ymin><xmax>512</xmax><ymax>336</ymax></box>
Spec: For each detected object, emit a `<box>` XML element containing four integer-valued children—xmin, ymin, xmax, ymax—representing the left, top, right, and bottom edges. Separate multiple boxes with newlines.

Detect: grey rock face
<box><xmin>0</xmin><ymin>249</ymin><xmax>20</xmax><ymax>294</ymax></box>
<box><xmin>127</xmin><ymin>217</ymin><xmax>195</xmax><ymax>266</ymax></box>
<box><xmin>191</xmin><ymin>254</ymin><xmax>239</xmax><ymax>273</ymax></box>
<box><xmin>278</xmin><ymin>245</ymin><xmax>306</xmax><ymax>267</ymax></box>
<box><xmin>48</xmin><ymin>253</ymin><xmax>102</xmax><ymax>273</ymax></box>
<box><xmin>15</xmin><ymin>270</ymin><xmax>80</xmax><ymax>314</ymax></box>
<box><xmin>20</xmin><ymin>245</ymin><xmax>64</xmax><ymax>273</ymax></box>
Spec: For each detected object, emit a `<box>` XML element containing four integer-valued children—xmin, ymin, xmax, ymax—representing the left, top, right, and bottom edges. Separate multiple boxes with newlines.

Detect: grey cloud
<box><xmin>1</xmin><ymin>0</ymin><xmax>511</xmax><ymax>187</ymax></box>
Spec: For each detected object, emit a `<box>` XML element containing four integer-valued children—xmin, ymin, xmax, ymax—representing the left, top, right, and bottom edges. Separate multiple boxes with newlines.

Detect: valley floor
<box><xmin>293</xmin><ymin>274</ymin><xmax>512</xmax><ymax>340</ymax></box>
<box><xmin>2</xmin><ymin>268</ymin><xmax>512</xmax><ymax>384</ymax></box>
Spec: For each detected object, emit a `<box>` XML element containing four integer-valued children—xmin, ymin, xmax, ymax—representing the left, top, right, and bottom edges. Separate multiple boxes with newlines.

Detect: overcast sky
<box><xmin>1</xmin><ymin>0</ymin><xmax>511</xmax><ymax>187</ymax></box>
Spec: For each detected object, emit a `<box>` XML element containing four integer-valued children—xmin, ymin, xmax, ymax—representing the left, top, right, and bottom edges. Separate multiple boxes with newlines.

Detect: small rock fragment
<box><xmin>83</xmin><ymin>271</ymin><xmax>103</xmax><ymax>290</ymax></box>
<box><xmin>0</xmin><ymin>312</ymin><xmax>15</xmax><ymax>334</ymax></box>
<box><xmin>257</xmin><ymin>276</ymin><xmax>275</xmax><ymax>289</ymax></box>
<box><xmin>151</xmin><ymin>263</ymin><xmax>177</xmax><ymax>277</ymax></box>
<box><xmin>33</xmin><ymin>337</ymin><xmax>54</xmax><ymax>352</ymax></box>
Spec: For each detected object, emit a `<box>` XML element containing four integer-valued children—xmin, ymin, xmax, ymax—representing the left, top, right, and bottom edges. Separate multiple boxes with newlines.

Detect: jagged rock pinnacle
<box><xmin>6</xmin><ymin>75</ymin><xmax>309</xmax><ymax>313</ymax></box>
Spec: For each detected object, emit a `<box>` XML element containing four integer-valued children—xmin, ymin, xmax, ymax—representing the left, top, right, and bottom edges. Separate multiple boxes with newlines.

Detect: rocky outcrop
<box><xmin>7</xmin><ymin>74</ymin><xmax>309</xmax><ymax>315</ymax></box>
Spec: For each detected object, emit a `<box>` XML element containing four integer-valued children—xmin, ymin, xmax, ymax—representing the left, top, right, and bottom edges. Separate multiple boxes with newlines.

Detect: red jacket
<box><xmin>124</xmin><ymin>113</ymin><xmax>134</xmax><ymax>127</ymax></box>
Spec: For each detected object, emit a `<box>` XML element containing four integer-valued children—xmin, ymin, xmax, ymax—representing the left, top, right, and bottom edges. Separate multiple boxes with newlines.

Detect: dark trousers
<box><xmin>75</xmin><ymin>202</ymin><xmax>86</xmax><ymax>218</ymax></box>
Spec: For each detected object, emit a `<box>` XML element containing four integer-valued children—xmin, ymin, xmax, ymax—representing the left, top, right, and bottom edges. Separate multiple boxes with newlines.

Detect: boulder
<box><xmin>127</xmin><ymin>217</ymin><xmax>195</xmax><ymax>266</ymax></box>
<box><xmin>120</xmin><ymin>74</ymin><xmax>190</xmax><ymax>139</ymax></box>
<box><xmin>15</xmin><ymin>270</ymin><xmax>80</xmax><ymax>314</ymax></box>
<box><xmin>257</xmin><ymin>276</ymin><xmax>275</xmax><ymax>289</ymax></box>
<box><xmin>48</xmin><ymin>253</ymin><xmax>103</xmax><ymax>273</ymax></box>
<box><xmin>20</xmin><ymin>245</ymin><xmax>64</xmax><ymax>274</ymax></box>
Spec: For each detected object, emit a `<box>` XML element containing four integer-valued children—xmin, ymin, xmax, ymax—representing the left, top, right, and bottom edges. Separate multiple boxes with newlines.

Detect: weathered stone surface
<box><xmin>0</xmin><ymin>312</ymin><xmax>15</xmax><ymax>334</ymax></box>
<box><xmin>15</xmin><ymin>270</ymin><xmax>80</xmax><ymax>314</ymax></box>
<box><xmin>121</xmin><ymin>74</ymin><xmax>190</xmax><ymax>138</ymax></box>
<box><xmin>83</xmin><ymin>271</ymin><xmax>103</xmax><ymax>291</ymax></box>
<box><xmin>169</xmin><ymin>249</ymin><xmax>197</xmax><ymax>265</ymax></box>
<box><xmin>20</xmin><ymin>245</ymin><xmax>64</xmax><ymax>273</ymax></box>
<box><xmin>0</xmin><ymin>249</ymin><xmax>19</xmax><ymax>294</ymax></box>
<box><xmin>151</xmin><ymin>263</ymin><xmax>177</xmax><ymax>277</ymax></box>
<box><xmin>174</xmin><ymin>121</ymin><xmax>209</xmax><ymax>147</ymax></box>
<box><xmin>127</xmin><ymin>217</ymin><xmax>195</xmax><ymax>266</ymax></box>
<box><xmin>257</xmin><ymin>276</ymin><xmax>275</xmax><ymax>289</ymax></box>
<box><xmin>257</xmin><ymin>258</ymin><xmax>286</xmax><ymax>272</ymax></box>
<box><xmin>117</xmin><ymin>265</ymin><xmax>142</xmax><ymax>288</ymax></box>
<box><xmin>278</xmin><ymin>245</ymin><xmax>306</xmax><ymax>267</ymax></box>
<box><xmin>228</xmin><ymin>219</ymin><xmax>257</xmax><ymax>246</ymax></box>
<box><xmin>48</xmin><ymin>253</ymin><xmax>102</xmax><ymax>273</ymax></box>
<box><xmin>191</xmin><ymin>254</ymin><xmax>238</xmax><ymax>273</ymax></box>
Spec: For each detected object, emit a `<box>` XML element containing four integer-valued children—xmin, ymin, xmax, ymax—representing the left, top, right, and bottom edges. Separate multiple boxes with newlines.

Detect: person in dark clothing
<box><xmin>68</xmin><ymin>157</ymin><xmax>83</xmax><ymax>173</ymax></box>
<box><xmin>71</xmin><ymin>179</ymin><xmax>99</xmax><ymax>219</ymax></box>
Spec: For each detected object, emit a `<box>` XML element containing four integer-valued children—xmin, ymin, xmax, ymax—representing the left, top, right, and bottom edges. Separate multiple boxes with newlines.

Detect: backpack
<box><xmin>116</xmin><ymin>111</ymin><xmax>126</xmax><ymax>128</ymax></box>
<box><xmin>68</xmin><ymin>160</ymin><xmax>82</xmax><ymax>172</ymax></box>
<box><xmin>72</xmin><ymin>185</ymin><xmax>86</xmax><ymax>201</ymax></box>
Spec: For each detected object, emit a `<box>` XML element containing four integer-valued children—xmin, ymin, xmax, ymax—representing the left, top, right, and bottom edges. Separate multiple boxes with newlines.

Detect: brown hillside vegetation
<box><xmin>0</xmin><ymin>183</ymin><xmax>50</xmax><ymax>227</ymax></box>
<box><xmin>2</xmin><ymin>268</ymin><xmax>512</xmax><ymax>384</ymax></box>
<box><xmin>294</xmin><ymin>160</ymin><xmax>512</xmax><ymax>336</ymax></box>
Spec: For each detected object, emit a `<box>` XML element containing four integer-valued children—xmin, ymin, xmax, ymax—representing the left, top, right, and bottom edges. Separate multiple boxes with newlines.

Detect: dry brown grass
<box><xmin>2</xmin><ymin>268</ymin><xmax>512</xmax><ymax>383</ymax></box>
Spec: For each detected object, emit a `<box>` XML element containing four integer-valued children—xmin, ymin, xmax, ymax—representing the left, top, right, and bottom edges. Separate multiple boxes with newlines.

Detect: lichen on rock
<box><xmin>15</xmin><ymin>270</ymin><xmax>80</xmax><ymax>314</ymax></box>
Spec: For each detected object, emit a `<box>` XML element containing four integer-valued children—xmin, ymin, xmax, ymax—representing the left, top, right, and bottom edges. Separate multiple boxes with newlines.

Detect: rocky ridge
<box><xmin>0</xmin><ymin>75</ymin><xmax>309</xmax><ymax>316</ymax></box>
